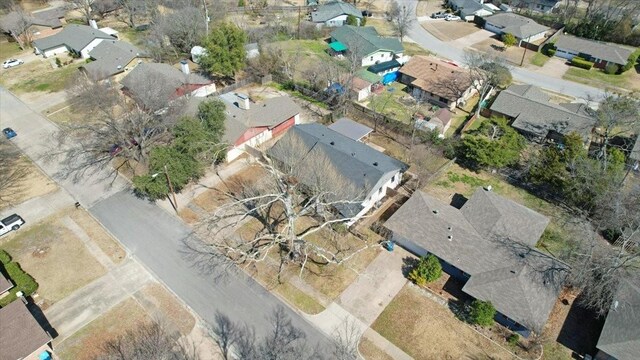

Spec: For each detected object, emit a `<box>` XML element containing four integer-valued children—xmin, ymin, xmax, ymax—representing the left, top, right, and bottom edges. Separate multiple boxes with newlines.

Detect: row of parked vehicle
<box><xmin>431</xmin><ymin>11</ymin><xmax>462</xmax><ymax>21</ymax></box>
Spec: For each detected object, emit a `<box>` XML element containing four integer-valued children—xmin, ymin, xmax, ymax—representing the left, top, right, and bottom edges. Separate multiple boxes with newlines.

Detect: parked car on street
<box><xmin>2</xmin><ymin>59</ymin><xmax>24</xmax><ymax>69</ymax></box>
<box><xmin>3</xmin><ymin>127</ymin><xmax>17</xmax><ymax>139</ymax></box>
<box><xmin>0</xmin><ymin>214</ymin><xmax>25</xmax><ymax>237</ymax></box>
<box><xmin>445</xmin><ymin>15</ymin><xmax>461</xmax><ymax>21</ymax></box>
<box><xmin>431</xmin><ymin>11</ymin><xmax>448</xmax><ymax>19</ymax></box>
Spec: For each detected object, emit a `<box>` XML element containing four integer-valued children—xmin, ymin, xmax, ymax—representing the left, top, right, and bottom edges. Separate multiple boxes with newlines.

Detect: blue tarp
<box><xmin>326</xmin><ymin>82</ymin><xmax>345</xmax><ymax>94</ymax></box>
<box><xmin>39</xmin><ymin>351</ymin><xmax>51</xmax><ymax>360</ymax></box>
<box><xmin>381</xmin><ymin>71</ymin><xmax>399</xmax><ymax>85</ymax></box>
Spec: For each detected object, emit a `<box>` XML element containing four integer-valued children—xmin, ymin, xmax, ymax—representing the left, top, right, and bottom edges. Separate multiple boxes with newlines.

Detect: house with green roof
<box><xmin>329</xmin><ymin>26</ymin><xmax>404</xmax><ymax>70</ymax></box>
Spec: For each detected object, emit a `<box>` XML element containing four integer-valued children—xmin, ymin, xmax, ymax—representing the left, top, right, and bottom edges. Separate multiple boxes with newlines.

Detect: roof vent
<box><xmin>373</xmin><ymin>162</ymin><xmax>378</xmax><ymax>166</ymax></box>
<box><xmin>330</xmin><ymin>141</ymin><xmax>335</xmax><ymax>145</ymax></box>
<box><xmin>510</xmin><ymin>270</ymin><xmax>516</xmax><ymax>274</ymax></box>
<box><xmin>613</xmin><ymin>300</ymin><xmax>619</xmax><ymax>311</ymax></box>
<box><xmin>447</xmin><ymin>235</ymin><xmax>453</xmax><ymax>241</ymax></box>
<box><xmin>485</xmin><ymin>185</ymin><xmax>492</xmax><ymax>191</ymax></box>
<box><xmin>432</xmin><ymin>209</ymin><xmax>439</xmax><ymax>214</ymax></box>
<box><xmin>351</xmin><ymin>152</ymin><xmax>355</xmax><ymax>156</ymax></box>
<box><xmin>447</xmin><ymin>226</ymin><xmax>452</xmax><ymax>231</ymax></box>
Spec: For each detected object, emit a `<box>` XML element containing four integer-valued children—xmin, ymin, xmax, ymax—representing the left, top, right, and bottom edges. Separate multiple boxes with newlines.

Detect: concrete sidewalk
<box><xmin>46</xmin><ymin>259</ymin><xmax>152</xmax><ymax>343</ymax></box>
<box><xmin>3</xmin><ymin>189</ymin><xmax>74</xmax><ymax>225</ymax></box>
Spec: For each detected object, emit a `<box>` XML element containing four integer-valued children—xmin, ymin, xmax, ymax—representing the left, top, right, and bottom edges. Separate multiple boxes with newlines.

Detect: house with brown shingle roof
<box><xmin>385</xmin><ymin>188</ymin><xmax>569</xmax><ymax>337</ymax></box>
<box><xmin>0</xmin><ymin>300</ymin><xmax>52</xmax><ymax>360</ymax></box>
<box><xmin>398</xmin><ymin>56</ymin><xmax>477</xmax><ymax>111</ymax></box>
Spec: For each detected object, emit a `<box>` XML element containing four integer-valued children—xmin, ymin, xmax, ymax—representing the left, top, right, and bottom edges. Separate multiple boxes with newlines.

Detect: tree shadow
<box><xmin>556</xmin><ymin>292</ymin><xmax>605</xmax><ymax>356</ymax></box>
<box><xmin>401</xmin><ymin>256</ymin><xmax>418</xmax><ymax>278</ymax></box>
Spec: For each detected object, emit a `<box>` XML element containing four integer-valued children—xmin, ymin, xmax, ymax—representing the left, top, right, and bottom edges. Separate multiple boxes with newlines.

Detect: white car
<box><xmin>0</xmin><ymin>214</ymin><xmax>25</xmax><ymax>236</ymax></box>
<box><xmin>445</xmin><ymin>15</ymin><xmax>461</xmax><ymax>21</ymax></box>
<box><xmin>2</xmin><ymin>59</ymin><xmax>24</xmax><ymax>69</ymax></box>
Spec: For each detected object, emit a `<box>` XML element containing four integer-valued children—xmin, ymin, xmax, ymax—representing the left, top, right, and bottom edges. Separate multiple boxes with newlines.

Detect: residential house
<box><xmin>329</xmin><ymin>26</ymin><xmax>404</xmax><ymax>69</ymax></box>
<box><xmin>328</xmin><ymin>117</ymin><xmax>372</xmax><ymax>142</ymax></box>
<box><xmin>385</xmin><ymin>188</ymin><xmax>569</xmax><ymax>337</ymax></box>
<box><xmin>80</xmin><ymin>40</ymin><xmax>146</xmax><ymax>81</ymax></box>
<box><xmin>311</xmin><ymin>0</ymin><xmax>362</xmax><ymax>27</ymax></box>
<box><xmin>120</xmin><ymin>62</ymin><xmax>215</xmax><ymax>111</ymax></box>
<box><xmin>488</xmin><ymin>84</ymin><xmax>596</xmax><ymax>142</ymax></box>
<box><xmin>483</xmin><ymin>13</ymin><xmax>550</xmax><ymax>44</ymax></box>
<box><xmin>32</xmin><ymin>24</ymin><xmax>115</xmax><ymax>58</ymax></box>
<box><xmin>0</xmin><ymin>300</ymin><xmax>53</xmax><ymax>360</ymax></box>
<box><xmin>510</xmin><ymin>0</ymin><xmax>561</xmax><ymax>13</ymax></box>
<box><xmin>186</xmin><ymin>93</ymin><xmax>302</xmax><ymax>162</ymax></box>
<box><xmin>0</xmin><ymin>7</ymin><xmax>66</xmax><ymax>45</ymax></box>
<box><xmin>415</xmin><ymin>108</ymin><xmax>452</xmax><ymax>136</ymax></box>
<box><xmin>553</xmin><ymin>34</ymin><xmax>635</xmax><ymax>69</ymax></box>
<box><xmin>448</xmin><ymin>0</ymin><xmax>495</xmax><ymax>21</ymax></box>
<box><xmin>398</xmin><ymin>56</ymin><xmax>476</xmax><ymax>111</ymax></box>
<box><xmin>0</xmin><ymin>271</ymin><xmax>13</xmax><ymax>296</ymax></box>
<box><xmin>268</xmin><ymin>123</ymin><xmax>408</xmax><ymax>225</ymax></box>
<box><xmin>595</xmin><ymin>279</ymin><xmax>640</xmax><ymax>360</ymax></box>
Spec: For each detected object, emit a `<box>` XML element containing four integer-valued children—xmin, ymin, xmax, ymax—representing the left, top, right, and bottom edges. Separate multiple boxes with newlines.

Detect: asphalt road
<box><xmin>398</xmin><ymin>0</ymin><xmax>607</xmax><ymax>100</ymax></box>
<box><xmin>0</xmin><ymin>87</ymin><xmax>329</xmax><ymax>345</ymax></box>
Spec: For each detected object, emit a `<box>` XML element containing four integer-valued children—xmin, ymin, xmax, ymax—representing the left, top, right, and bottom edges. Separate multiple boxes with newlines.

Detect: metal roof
<box><xmin>328</xmin><ymin>117</ymin><xmax>372</xmax><ymax>141</ymax></box>
<box><xmin>329</xmin><ymin>41</ymin><xmax>348</xmax><ymax>52</ymax></box>
<box><xmin>367</xmin><ymin>59</ymin><xmax>400</xmax><ymax>74</ymax></box>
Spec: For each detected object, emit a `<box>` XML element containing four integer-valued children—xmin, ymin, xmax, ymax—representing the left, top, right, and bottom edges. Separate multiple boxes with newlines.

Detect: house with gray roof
<box><xmin>186</xmin><ymin>93</ymin><xmax>302</xmax><ymax>162</ymax></box>
<box><xmin>484</xmin><ymin>13</ymin><xmax>550</xmax><ymax>44</ymax></box>
<box><xmin>385</xmin><ymin>188</ymin><xmax>569</xmax><ymax>336</ymax></box>
<box><xmin>447</xmin><ymin>0</ymin><xmax>495</xmax><ymax>20</ymax></box>
<box><xmin>0</xmin><ymin>300</ymin><xmax>53</xmax><ymax>360</ymax></box>
<box><xmin>121</xmin><ymin>62</ymin><xmax>214</xmax><ymax>112</ymax></box>
<box><xmin>311</xmin><ymin>0</ymin><xmax>362</xmax><ymax>27</ymax></box>
<box><xmin>596</xmin><ymin>279</ymin><xmax>640</xmax><ymax>360</ymax></box>
<box><xmin>489</xmin><ymin>84</ymin><xmax>596</xmax><ymax>142</ymax></box>
<box><xmin>328</xmin><ymin>117</ymin><xmax>372</xmax><ymax>142</ymax></box>
<box><xmin>330</xmin><ymin>26</ymin><xmax>404</xmax><ymax>68</ymax></box>
<box><xmin>32</xmin><ymin>24</ymin><xmax>115</xmax><ymax>58</ymax></box>
<box><xmin>510</xmin><ymin>0</ymin><xmax>561</xmax><ymax>14</ymax></box>
<box><xmin>268</xmin><ymin>123</ymin><xmax>408</xmax><ymax>225</ymax></box>
<box><xmin>0</xmin><ymin>7</ymin><xmax>66</xmax><ymax>45</ymax></box>
<box><xmin>80</xmin><ymin>40</ymin><xmax>146</xmax><ymax>81</ymax></box>
<box><xmin>554</xmin><ymin>34</ymin><xmax>635</xmax><ymax>69</ymax></box>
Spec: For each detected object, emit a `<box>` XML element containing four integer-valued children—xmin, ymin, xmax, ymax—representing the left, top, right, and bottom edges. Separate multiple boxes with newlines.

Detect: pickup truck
<box><xmin>0</xmin><ymin>214</ymin><xmax>25</xmax><ymax>236</ymax></box>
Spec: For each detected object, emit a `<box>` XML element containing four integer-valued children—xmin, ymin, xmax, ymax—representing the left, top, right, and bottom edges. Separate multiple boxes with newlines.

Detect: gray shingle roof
<box><xmin>597</xmin><ymin>279</ymin><xmax>640</xmax><ymax>360</ymax></box>
<box><xmin>32</xmin><ymin>24</ymin><xmax>113</xmax><ymax>52</ymax></box>
<box><xmin>331</xmin><ymin>26</ymin><xmax>403</xmax><ymax>58</ymax></box>
<box><xmin>121</xmin><ymin>62</ymin><xmax>211</xmax><ymax>108</ymax></box>
<box><xmin>0</xmin><ymin>300</ymin><xmax>51</xmax><ymax>360</ymax></box>
<box><xmin>450</xmin><ymin>0</ymin><xmax>483</xmax><ymax>12</ymax></box>
<box><xmin>484</xmin><ymin>13</ymin><xmax>549</xmax><ymax>39</ymax></box>
<box><xmin>490</xmin><ymin>84</ymin><xmax>596</xmax><ymax>138</ymax></box>
<box><xmin>555</xmin><ymin>34</ymin><xmax>635</xmax><ymax>66</ymax></box>
<box><xmin>0</xmin><ymin>271</ymin><xmax>12</xmax><ymax>295</ymax></box>
<box><xmin>311</xmin><ymin>1</ymin><xmax>362</xmax><ymax>23</ymax></box>
<box><xmin>328</xmin><ymin>117</ymin><xmax>372</xmax><ymax>141</ymax></box>
<box><xmin>385</xmin><ymin>188</ymin><xmax>568</xmax><ymax>333</ymax></box>
<box><xmin>268</xmin><ymin>123</ymin><xmax>407</xmax><ymax>216</ymax></box>
<box><xmin>82</xmin><ymin>40</ymin><xmax>145</xmax><ymax>80</ymax></box>
<box><xmin>0</xmin><ymin>8</ymin><xmax>64</xmax><ymax>34</ymax></box>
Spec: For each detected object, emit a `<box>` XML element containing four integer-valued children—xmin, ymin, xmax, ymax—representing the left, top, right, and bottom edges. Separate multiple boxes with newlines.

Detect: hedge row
<box><xmin>622</xmin><ymin>49</ymin><xmax>640</xmax><ymax>73</ymax></box>
<box><xmin>0</xmin><ymin>250</ymin><xmax>39</xmax><ymax>307</ymax></box>
<box><xmin>571</xmin><ymin>57</ymin><xmax>594</xmax><ymax>70</ymax></box>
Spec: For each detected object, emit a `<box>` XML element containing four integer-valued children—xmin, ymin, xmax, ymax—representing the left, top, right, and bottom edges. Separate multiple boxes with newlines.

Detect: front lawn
<box><xmin>563</xmin><ymin>67</ymin><xmax>639</xmax><ymax>92</ymax></box>
<box><xmin>0</xmin><ymin>59</ymin><xmax>83</xmax><ymax>94</ymax></box>
<box><xmin>0</xmin><ymin>41</ymin><xmax>24</xmax><ymax>61</ymax></box>
<box><xmin>372</xmin><ymin>285</ymin><xmax>514</xmax><ymax>360</ymax></box>
<box><xmin>530</xmin><ymin>52</ymin><xmax>551</xmax><ymax>67</ymax></box>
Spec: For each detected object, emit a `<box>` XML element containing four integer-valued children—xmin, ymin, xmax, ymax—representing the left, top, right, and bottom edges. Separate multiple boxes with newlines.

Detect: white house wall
<box><xmin>41</xmin><ymin>45</ymin><xmax>68</xmax><ymax>58</ymax></box>
<box><xmin>80</xmin><ymin>38</ymin><xmax>107</xmax><ymax>58</ymax></box>
<box><xmin>347</xmin><ymin>170</ymin><xmax>403</xmax><ymax>226</ymax></box>
<box><xmin>325</xmin><ymin>14</ymin><xmax>349</xmax><ymax>27</ymax></box>
<box><xmin>191</xmin><ymin>84</ymin><xmax>217</xmax><ymax>97</ymax></box>
<box><xmin>227</xmin><ymin>128</ymin><xmax>275</xmax><ymax>162</ymax></box>
<box><xmin>361</xmin><ymin>50</ymin><xmax>395</xmax><ymax>67</ymax></box>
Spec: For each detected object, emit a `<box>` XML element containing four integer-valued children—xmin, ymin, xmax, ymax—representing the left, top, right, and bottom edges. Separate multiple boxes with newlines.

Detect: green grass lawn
<box><xmin>563</xmin><ymin>67</ymin><xmax>638</xmax><ymax>91</ymax></box>
<box><xmin>11</xmin><ymin>62</ymin><xmax>82</xmax><ymax>93</ymax></box>
<box><xmin>530</xmin><ymin>52</ymin><xmax>550</xmax><ymax>67</ymax></box>
<box><xmin>0</xmin><ymin>42</ymin><xmax>24</xmax><ymax>60</ymax></box>
<box><xmin>445</xmin><ymin>113</ymin><xmax>468</xmax><ymax>137</ymax></box>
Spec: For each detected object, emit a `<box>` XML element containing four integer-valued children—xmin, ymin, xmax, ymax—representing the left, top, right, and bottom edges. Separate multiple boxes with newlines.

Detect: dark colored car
<box><xmin>3</xmin><ymin>127</ymin><xmax>17</xmax><ymax>139</ymax></box>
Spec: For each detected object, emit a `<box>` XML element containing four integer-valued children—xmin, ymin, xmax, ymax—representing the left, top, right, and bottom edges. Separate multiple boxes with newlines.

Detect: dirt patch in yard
<box><xmin>137</xmin><ymin>283</ymin><xmax>196</xmax><ymax>336</ymax></box>
<box><xmin>56</xmin><ymin>298</ymin><xmax>150</xmax><ymax>360</ymax></box>
<box><xmin>372</xmin><ymin>284</ymin><xmax>514</xmax><ymax>360</ymax></box>
<box><xmin>0</xmin><ymin>156</ymin><xmax>57</xmax><ymax>211</ymax></box>
<box><xmin>421</xmin><ymin>20</ymin><xmax>480</xmax><ymax>42</ymax></box>
<box><xmin>69</xmin><ymin>209</ymin><xmax>126</xmax><ymax>264</ymax></box>
<box><xmin>1</xmin><ymin>212</ymin><xmax>107</xmax><ymax>306</ymax></box>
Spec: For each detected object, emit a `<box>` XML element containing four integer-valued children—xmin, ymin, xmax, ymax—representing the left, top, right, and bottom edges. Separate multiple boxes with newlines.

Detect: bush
<box><xmin>571</xmin><ymin>57</ymin><xmax>594</xmax><ymax>70</ymax></box>
<box><xmin>547</xmin><ymin>48</ymin><xmax>556</xmax><ymax>56</ymax></box>
<box><xmin>55</xmin><ymin>57</ymin><xmax>62</xmax><ymax>68</ymax></box>
<box><xmin>237</xmin><ymin>0</ymin><xmax>244</xmax><ymax>6</ymax></box>
<box><xmin>508</xmin><ymin>333</ymin><xmax>519</xmax><ymax>346</ymax></box>
<box><xmin>622</xmin><ymin>49</ymin><xmax>640</xmax><ymax>72</ymax></box>
<box><xmin>346</xmin><ymin>14</ymin><xmax>359</xmax><ymax>26</ymax></box>
<box><xmin>604</xmin><ymin>63</ymin><xmax>619</xmax><ymax>74</ymax></box>
<box><xmin>408</xmin><ymin>254</ymin><xmax>442</xmax><ymax>286</ymax></box>
<box><xmin>502</xmin><ymin>33</ymin><xmax>517</xmax><ymax>47</ymax></box>
<box><xmin>470</xmin><ymin>300</ymin><xmax>496</xmax><ymax>327</ymax></box>
<box><xmin>0</xmin><ymin>250</ymin><xmax>11</xmax><ymax>264</ymax></box>
<box><xmin>542</xmin><ymin>43</ymin><xmax>556</xmax><ymax>56</ymax></box>
<box><xmin>0</xmin><ymin>259</ymin><xmax>39</xmax><ymax>307</ymax></box>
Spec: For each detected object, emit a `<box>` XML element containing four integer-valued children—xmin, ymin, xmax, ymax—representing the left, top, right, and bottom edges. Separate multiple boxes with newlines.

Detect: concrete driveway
<box><xmin>452</xmin><ymin>29</ymin><xmax>495</xmax><ymax>49</ymax></box>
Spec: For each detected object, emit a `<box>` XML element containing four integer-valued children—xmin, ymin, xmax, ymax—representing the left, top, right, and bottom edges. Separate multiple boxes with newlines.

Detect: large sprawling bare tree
<box><xmin>0</xmin><ymin>141</ymin><xmax>29</xmax><ymax>206</ymax></box>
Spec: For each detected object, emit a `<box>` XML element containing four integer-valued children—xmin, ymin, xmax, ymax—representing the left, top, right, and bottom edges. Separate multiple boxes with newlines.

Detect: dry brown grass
<box><xmin>192</xmin><ymin>165</ymin><xmax>266</xmax><ymax>212</ymax></box>
<box><xmin>56</xmin><ymin>298</ymin><xmax>150</xmax><ymax>360</ymax></box>
<box><xmin>138</xmin><ymin>283</ymin><xmax>196</xmax><ymax>336</ymax></box>
<box><xmin>0</xmin><ymin>157</ymin><xmax>57</xmax><ymax>211</ymax></box>
<box><xmin>359</xmin><ymin>337</ymin><xmax>394</xmax><ymax>360</ymax></box>
<box><xmin>372</xmin><ymin>285</ymin><xmax>514</xmax><ymax>360</ymax></box>
<box><xmin>421</xmin><ymin>20</ymin><xmax>481</xmax><ymax>42</ymax></box>
<box><xmin>366</xmin><ymin>18</ymin><xmax>395</xmax><ymax>37</ymax></box>
<box><xmin>69</xmin><ymin>209</ymin><xmax>126</xmax><ymax>264</ymax></box>
<box><xmin>178</xmin><ymin>207</ymin><xmax>200</xmax><ymax>225</ymax></box>
<box><xmin>0</xmin><ymin>214</ymin><xmax>107</xmax><ymax>306</ymax></box>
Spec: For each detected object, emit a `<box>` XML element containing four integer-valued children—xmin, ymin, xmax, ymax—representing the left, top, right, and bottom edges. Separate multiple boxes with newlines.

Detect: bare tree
<box><xmin>117</xmin><ymin>0</ymin><xmax>152</xmax><ymax>28</ymax></box>
<box><xmin>151</xmin><ymin>6</ymin><xmax>206</xmax><ymax>54</ymax></box>
<box><xmin>387</xmin><ymin>0</ymin><xmax>414</xmax><ymax>42</ymax></box>
<box><xmin>92</xmin><ymin>0</ymin><xmax>121</xmax><ymax>18</ymax></box>
<box><xmin>189</xmin><ymin>131</ymin><xmax>374</xmax><ymax>281</ymax></box>
<box><xmin>211</xmin><ymin>312</ymin><xmax>238</xmax><ymax>360</ymax></box>
<box><xmin>68</xmin><ymin>0</ymin><xmax>95</xmax><ymax>24</ymax></box>
<box><xmin>0</xmin><ymin>9</ymin><xmax>34</xmax><ymax>48</ymax></box>
<box><xmin>97</xmin><ymin>321</ymin><xmax>198</xmax><ymax>360</ymax></box>
<box><xmin>0</xmin><ymin>141</ymin><xmax>30</xmax><ymax>206</ymax></box>
<box><xmin>330</xmin><ymin>318</ymin><xmax>361</xmax><ymax>360</ymax></box>
<box><xmin>464</xmin><ymin>51</ymin><xmax>512</xmax><ymax>118</ymax></box>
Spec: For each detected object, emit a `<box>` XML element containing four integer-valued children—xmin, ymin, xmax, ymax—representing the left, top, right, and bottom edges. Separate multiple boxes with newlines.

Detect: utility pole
<box><xmin>203</xmin><ymin>0</ymin><xmax>209</xmax><ymax>33</ymax></box>
<box><xmin>519</xmin><ymin>35</ymin><xmax>531</xmax><ymax>67</ymax></box>
<box><xmin>297</xmin><ymin>6</ymin><xmax>301</xmax><ymax>40</ymax></box>
<box><xmin>164</xmin><ymin>165</ymin><xmax>178</xmax><ymax>213</ymax></box>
